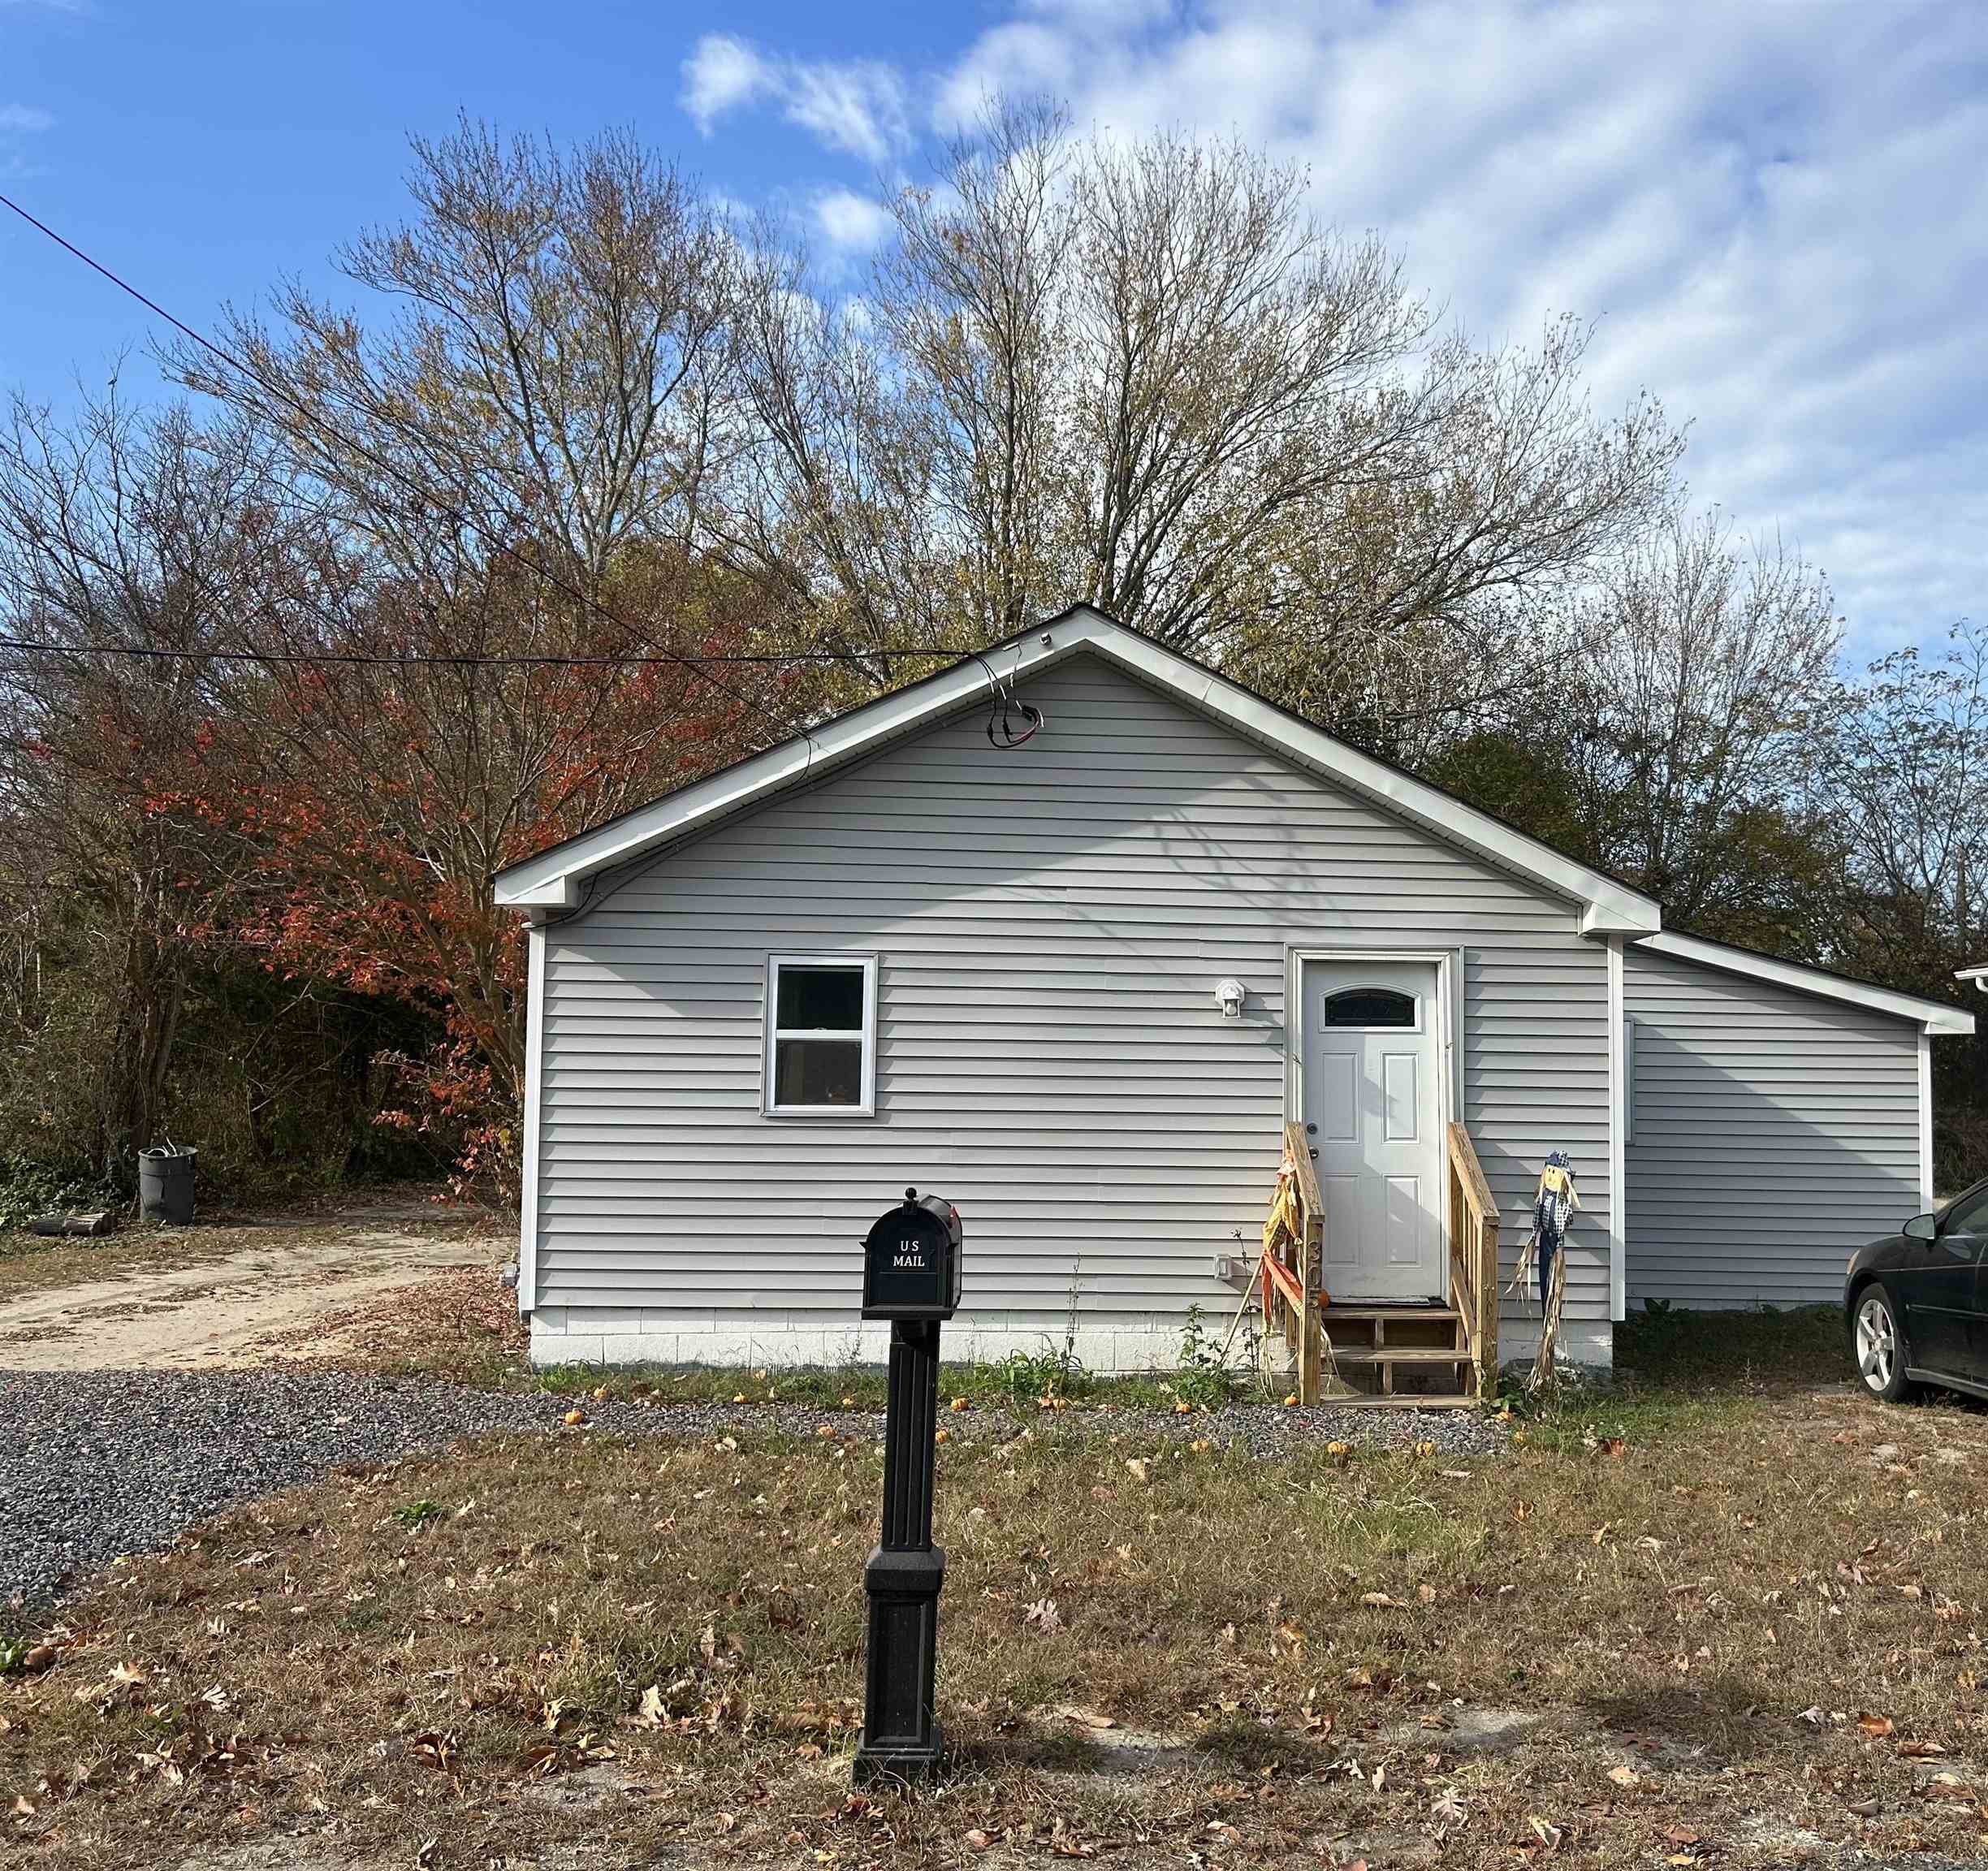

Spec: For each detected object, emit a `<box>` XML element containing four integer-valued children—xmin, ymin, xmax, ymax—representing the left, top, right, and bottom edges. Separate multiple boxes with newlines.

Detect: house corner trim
<box><xmin>519</xmin><ymin>920</ymin><xmax>547</xmax><ymax>1316</ymax></box>
<box><xmin>1919</xmin><ymin>1032</ymin><xmax>1934</xmax><ymax>1209</ymax></box>
<box><xmin>1607</xmin><ymin>936</ymin><xmax>1627</xmax><ymax>1322</ymax></box>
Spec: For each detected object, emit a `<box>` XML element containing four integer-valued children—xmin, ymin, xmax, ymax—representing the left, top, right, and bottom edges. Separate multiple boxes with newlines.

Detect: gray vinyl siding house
<box><xmin>1624</xmin><ymin>939</ymin><xmax>1929</xmax><ymax>1307</ymax></box>
<box><xmin>496</xmin><ymin>607</ymin><xmax>1971</xmax><ymax>1370</ymax></box>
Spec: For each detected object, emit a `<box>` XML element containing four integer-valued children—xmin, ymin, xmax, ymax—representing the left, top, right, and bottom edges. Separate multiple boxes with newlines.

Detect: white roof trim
<box><xmin>1642</xmin><ymin>931</ymin><xmax>1974</xmax><ymax>1035</ymax></box>
<box><xmin>494</xmin><ymin>605</ymin><xmax>1662</xmax><ymax>933</ymax></box>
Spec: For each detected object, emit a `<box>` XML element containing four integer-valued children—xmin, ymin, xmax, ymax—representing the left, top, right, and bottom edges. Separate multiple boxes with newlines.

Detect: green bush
<box><xmin>0</xmin><ymin>1155</ymin><xmax>122</xmax><ymax>1234</ymax></box>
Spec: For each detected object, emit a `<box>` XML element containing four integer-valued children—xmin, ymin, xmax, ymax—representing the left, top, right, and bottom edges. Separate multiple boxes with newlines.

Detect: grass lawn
<box><xmin>9</xmin><ymin>1299</ymin><xmax>1988</xmax><ymax>1868</ymax></box>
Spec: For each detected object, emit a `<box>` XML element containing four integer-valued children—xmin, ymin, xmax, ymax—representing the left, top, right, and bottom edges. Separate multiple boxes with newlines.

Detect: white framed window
<box><xmin>763</xmin><ymin>953</ymin><xmax>878</xmax><ymax>1117</ymax></box>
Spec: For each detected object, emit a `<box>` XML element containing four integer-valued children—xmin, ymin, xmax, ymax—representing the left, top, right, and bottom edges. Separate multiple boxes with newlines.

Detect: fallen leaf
<box><xmin>1858</xmin><ymin>1713</ymin><xmax>1895</xmax><ymax>1738</ymax></box>
<box><xmin>1048</xmin><ymin>1704</ymin><xmax>1116</xmax><ymax>1730</ymax></box>
<box><xmin>963</xmin><ymin>1830</ymin><xmax>991</xmax><ymax>1851</ymax></box>
<box><xmin>1607</xmin><ymin>1763</ymin><xmax>1639</xmax><ymax>1787</ymax></box>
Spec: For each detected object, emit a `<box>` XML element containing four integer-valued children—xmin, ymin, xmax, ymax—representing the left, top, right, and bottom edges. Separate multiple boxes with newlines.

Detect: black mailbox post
<box><xmin>853</xmin><ymin>1188</ymin><xmax>962</xmax><ymax>1786</ymax></box>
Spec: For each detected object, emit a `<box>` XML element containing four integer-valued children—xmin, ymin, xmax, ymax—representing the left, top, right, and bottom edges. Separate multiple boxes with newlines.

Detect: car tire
<box><xmin>1851</xmin><ymin>1285</ymin><xmax>1915</xmax><ymax>1403</ymax></box>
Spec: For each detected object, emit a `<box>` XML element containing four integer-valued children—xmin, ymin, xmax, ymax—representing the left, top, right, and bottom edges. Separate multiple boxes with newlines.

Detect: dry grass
<box><xmin>0</xmin><ymin>1225</ymin><xmax>248</xmax><ymax>1308</ymax></box>
<box><xmin>7</xmin><ymin>1367</ymin><xmax>1988</xmax><ymax>1869</ymax></box>
<box><xmin>260</xmin><ymin>1264</ymin><xmax>532</xmax><ymax>1388</ymax></box>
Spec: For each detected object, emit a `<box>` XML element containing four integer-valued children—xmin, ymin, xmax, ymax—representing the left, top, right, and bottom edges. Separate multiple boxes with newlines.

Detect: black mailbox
<box><xmin>862</xmin><ymin>1189</ymin><xmax>962</xmax><ymax>1320</ymax></box>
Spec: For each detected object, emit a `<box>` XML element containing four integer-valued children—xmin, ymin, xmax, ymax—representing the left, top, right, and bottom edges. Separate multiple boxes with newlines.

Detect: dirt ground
<box><xmin>0</xmin><ymin>1220</ymin><xmax>505</xmax><ymax>1371</ymax></box>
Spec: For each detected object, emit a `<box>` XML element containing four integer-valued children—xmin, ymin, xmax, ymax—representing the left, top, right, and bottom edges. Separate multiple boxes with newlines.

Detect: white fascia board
<box><xmin>493</xmin><ymin>623</ymin><xmax>1083</xmax><ymax>907</ymax></box>
<box><xmin>1641</xmin><ymin>930</ymin><xmax>1976</xmax><ymax>1035</ymax></box>
<box><xmin>1082</xmin><ymin>624</ymin><xmax>1662</xmax><ymax>936</ymax></box>
<box><xmin>494</xmin><ymin>605</ymin><xmax>1664</xmax><ymax>933</ymax></box>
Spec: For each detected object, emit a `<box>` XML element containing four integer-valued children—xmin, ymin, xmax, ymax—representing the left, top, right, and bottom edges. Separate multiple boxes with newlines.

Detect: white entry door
<box><xmin>1301</xmin><ymin>957</ymin><xmax>1445</xmax><ymax>1303</ymax></box>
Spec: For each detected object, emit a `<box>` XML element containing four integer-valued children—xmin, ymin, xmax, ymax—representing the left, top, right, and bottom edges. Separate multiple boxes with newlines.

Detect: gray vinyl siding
<box><xmin>1623</xmin><ymin>943</ymin><xmax>1921</xmax><ymax>1307</ymax></box>
<box><xmin>533</xmin><ymin>651</ymin><xmax>1614</xmax><ymax>1345</ymax></box>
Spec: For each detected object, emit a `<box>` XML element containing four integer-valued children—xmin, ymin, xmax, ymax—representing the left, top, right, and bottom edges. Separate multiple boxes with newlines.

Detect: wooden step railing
<box><xmin>1259</xmin><ymin>1121</ymin><xmax>1325</xmax><ymax>1402</ymax></box>
<box><xmin>1446</xmin><ymin>1121</ymin><xmax>1501</xmax><ymax>1401</ymax></box>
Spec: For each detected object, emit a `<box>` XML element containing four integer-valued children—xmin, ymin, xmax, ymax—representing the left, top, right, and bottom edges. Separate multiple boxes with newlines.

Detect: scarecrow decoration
<box><xmin>1509</xmin><ymin>1150</ymin><xmax>1580</xmax><ymax>1391</ymax></box>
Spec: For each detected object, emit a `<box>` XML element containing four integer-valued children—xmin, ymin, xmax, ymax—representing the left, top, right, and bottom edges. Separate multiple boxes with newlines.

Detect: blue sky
<box><xmin>4</xmin><ymin>0</ymin><xmax>1985</xmax><ymax>658</ymax></box>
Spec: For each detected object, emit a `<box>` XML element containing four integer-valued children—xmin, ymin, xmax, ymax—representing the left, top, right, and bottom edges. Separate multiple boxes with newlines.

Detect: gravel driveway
<box><xmin>0</xmin><ymin>1368</ymin><xmax>1502</xmax><ymax>1608</ymax></box>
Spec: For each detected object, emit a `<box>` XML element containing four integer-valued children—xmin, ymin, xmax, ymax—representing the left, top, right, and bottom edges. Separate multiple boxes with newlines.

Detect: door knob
<box><xmin>1308</xmin><ymin>1148</ymin><xmax>1319</xmax><ymax>1161</ymax></box>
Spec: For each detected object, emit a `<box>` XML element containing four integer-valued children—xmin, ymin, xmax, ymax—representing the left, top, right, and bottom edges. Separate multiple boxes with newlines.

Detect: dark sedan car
<box><xmin>1847</xmin><ymin>1178</ymin><xmax>1988</xmax><ymax>1402</ymax></box>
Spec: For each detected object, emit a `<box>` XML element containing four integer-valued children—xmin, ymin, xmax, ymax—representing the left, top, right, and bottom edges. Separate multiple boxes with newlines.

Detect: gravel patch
<box><xmin>0</xmin><ymin>1370</ymin><xmax>1502</xmax><ymax>1609</ymax></box>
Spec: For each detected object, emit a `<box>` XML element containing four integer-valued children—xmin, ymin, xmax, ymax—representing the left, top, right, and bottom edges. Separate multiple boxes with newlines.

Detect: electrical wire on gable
<box><xmin>970</xmin><ymin>642</ymin><xmax>1043</xmax><ymax>748</ymax></box>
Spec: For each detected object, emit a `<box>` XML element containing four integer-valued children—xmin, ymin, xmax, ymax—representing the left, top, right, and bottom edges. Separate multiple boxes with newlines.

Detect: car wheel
<box><xmin>1852</xmin><ymin>1286</ymin><xmax>1914</xmax><ymax>1402</ymax></box>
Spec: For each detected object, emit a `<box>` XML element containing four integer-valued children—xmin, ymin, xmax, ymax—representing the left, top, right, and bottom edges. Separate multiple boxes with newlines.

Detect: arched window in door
<box><xmin>1320</xmin><ymin>986</ymin><xmax>1417</xmax><ymax>1030</ymax></box>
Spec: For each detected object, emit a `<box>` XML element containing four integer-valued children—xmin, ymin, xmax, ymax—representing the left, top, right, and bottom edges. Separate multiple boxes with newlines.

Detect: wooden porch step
<box><xmin>1328</xmin><ymin>1393</ymin><xmax>1478</xmax><ymax>1411</ymax></box>
<box><xmin>1320</xmin><ymin>1303</ymin><xmax>1460</xmax><ymax>1322</ymax></box>
<box><xmin>1330</xmin><ymin>1346</ymin><xmax>1470</xmax><ymax>1367</ymax></box>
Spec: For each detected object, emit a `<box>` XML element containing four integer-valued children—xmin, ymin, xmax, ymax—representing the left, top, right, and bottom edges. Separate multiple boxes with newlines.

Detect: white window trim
<box><xmin>517</xmin><ymin>919</ymin><xmax>546</xmax><ymax>1317</ymax></box>
<box><xmin>763</xmin><ymin>953</ymin><xmax>879</xmax><ymax>1118</ymax></box>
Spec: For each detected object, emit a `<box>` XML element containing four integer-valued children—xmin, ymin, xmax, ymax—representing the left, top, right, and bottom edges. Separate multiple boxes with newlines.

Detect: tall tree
<box><xmin>158</xmin><ymin>123</ymin><xmax>802</xmax><ymax>1190</ymax></box>
<box><xmin>1584</xmin><ymin>509</ymin><xmax>1844</xmax><ymax>948</ymax></box>
<box><xmin>0</xmin><ymin>393</ymin><xmax>276</xmax><ymax>1172</ymax></box>
<box><xmin>733</xmin><ymin>101</ymin><xmax>1683</xmax><ymax>728</ymax></box>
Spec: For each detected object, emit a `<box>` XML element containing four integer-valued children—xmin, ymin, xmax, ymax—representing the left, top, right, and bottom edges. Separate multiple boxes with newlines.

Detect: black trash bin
<box><xmin>138</xmin><ymin>1146</ymin><xmax>197</xmax><ymax>1225</ymax></box>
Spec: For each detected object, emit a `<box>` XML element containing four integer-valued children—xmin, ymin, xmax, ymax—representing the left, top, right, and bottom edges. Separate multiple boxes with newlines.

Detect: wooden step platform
<box><xmin>1319</xmin><ymin>1302</ymin><xmax>1473</xmax><ymax>1402</ymax></box>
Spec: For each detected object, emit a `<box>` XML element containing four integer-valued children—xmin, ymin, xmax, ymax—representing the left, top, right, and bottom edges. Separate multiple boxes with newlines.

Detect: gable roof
<box><xmin>495</xmin><ymin>603</ymin><xmax>1664</xmax><ymax>931</ymax></box>
<box><xmin>1640</xmin><ymin>930</ymin><xmax>1973</xmax><ymax>1036</ymax></box>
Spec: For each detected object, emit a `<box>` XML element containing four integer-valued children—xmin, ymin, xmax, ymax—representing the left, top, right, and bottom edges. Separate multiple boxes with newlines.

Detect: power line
<box><xmin>0</xmin><ymin>188</ymin><xmax>959</xmax><ymax>736</ymax></box>
<box><xmin>0</xmin><ymin>633</ymin><xmax>972</xmax><ymax>671</ymax></box>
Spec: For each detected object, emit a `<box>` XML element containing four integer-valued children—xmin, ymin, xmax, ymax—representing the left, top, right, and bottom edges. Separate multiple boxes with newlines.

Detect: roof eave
<box><xmin>495</xmin><ymin>604</ymin><xmax>1666</xmax><ymax>935</ymax></box>
<box><xmin>1642</xmin><ymin>931</ymin><xmax>1975</xmax><ymax>1036</ymax></box>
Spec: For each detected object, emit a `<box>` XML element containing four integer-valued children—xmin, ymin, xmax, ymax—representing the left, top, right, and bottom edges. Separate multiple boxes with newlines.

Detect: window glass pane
<box><xmin>1321</xmin><ymin>987</ymin><xmax>1416</xmax><ymax>1028</ymax></box>
<box><xmin>1944</xmin><ymin>1186</ymin><xmax>1988</xmax><ymax>1235</ymax></box>
<box><xmin>776</xmin><ymin>964</ymin><xmax>865</xmax><ymax>1031</ymax></box>
<box><xmin>775</xmin><ymin>1036</ymin><xmax>862</xmax><ymax>1107</ymax></box>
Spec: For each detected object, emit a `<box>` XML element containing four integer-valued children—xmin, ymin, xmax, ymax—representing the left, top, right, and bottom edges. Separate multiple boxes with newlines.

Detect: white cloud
<box><xmin>679</xmin><ymin>32</ymin><xmax>908</xmax><ymax>163</ymax></box>
<box><xmin>681</xmin><ymin>35</ymin><xmax>774</xmax><ymax>136</ymax></box>
<box><xmin>0</xmin><ymin>103</ymin><xmax>52</xmax><ymax>133</ymax></box>
<box><xmin>936</xmin><ymin>0</ymin><xmax>1988</xmax><ymax>653</ymax></box>
<box><xmin>814</xmin><ymin>186</ymin><xmax>892</xmax><ymax>255</ymax></box>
